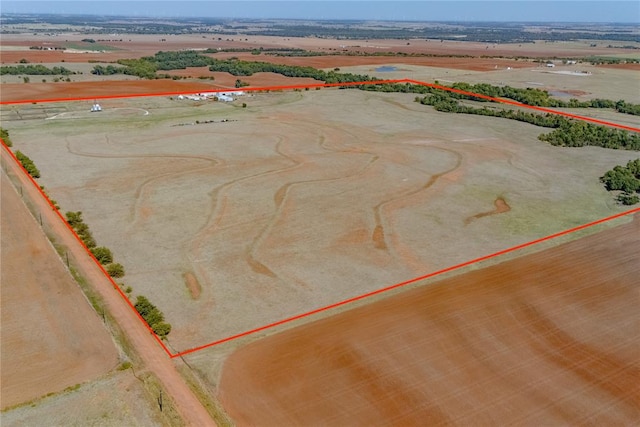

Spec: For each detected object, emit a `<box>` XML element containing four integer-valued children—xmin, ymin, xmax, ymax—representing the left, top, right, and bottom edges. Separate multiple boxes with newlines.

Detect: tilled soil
<box><xmin>218</xmin><ymin>214</ymin><xmax>640</xmax><ymax>426</ymax></box>
<box><xmin>0</xmin><ymin>168</ymin><xmax>119</xmax><ymax>409</ymax></box>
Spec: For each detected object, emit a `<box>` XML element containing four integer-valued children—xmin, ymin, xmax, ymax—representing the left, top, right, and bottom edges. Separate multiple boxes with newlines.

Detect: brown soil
<box><xmin>184</xmin><ymin>272</ymin><xmax>202</xmax><ymax>300</ymax></box>
<box><xmin>219</xmin><ymin>215</ymin><xmax>640</xmax><ymax>426</ymax></box>
<box><xmin>465</xmin><ymin>196</ymin><xmax>511</xmax><ymax>225</ymax></box>
<box><xmin>0</xmin><ymin>169</ymin><xmax>118</xmax><ymax>409</ymax></box>
<box><xmin>0</xmin><ymin>147</ymin><xmax>216</xmax><ymax>426</ymax></box>
<box><xmin>0</xmin><ymin>80</ymin><xmax>222</xmax><ymax>103</ymax></box>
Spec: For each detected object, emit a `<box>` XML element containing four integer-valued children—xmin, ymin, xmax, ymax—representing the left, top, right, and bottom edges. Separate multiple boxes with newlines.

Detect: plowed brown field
<box><xmin>0</xmin><ymin>169</ymin><xmax>119</xmax><ymax>409</ymax></box>
<box><xmin>0</xmin><ymin>80</ymin><xmax>222</xmax><ymax>103</ymax></box>
<box><xmin>219</xmin><ymin>214</ymin><xmax>640</xmax><ymax>426</ymax></box>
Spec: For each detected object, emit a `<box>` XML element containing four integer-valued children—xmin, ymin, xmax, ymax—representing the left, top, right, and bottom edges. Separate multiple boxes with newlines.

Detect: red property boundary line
<box><xmin>2</xmin><ymin>78</ymin><xmax>639</xmax><ymax>132</ymax></box>
<box><xmin>1</xmin><ymin>79</ymin><xmax>639</xmax><ymax>359</ymax></box>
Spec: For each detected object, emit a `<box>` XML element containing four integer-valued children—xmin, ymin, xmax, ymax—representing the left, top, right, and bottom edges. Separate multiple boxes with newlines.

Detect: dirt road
<box><xmin>1</xmin><ymin>144</ymin><xmax>216</xmax><ymax>426</ymax></box>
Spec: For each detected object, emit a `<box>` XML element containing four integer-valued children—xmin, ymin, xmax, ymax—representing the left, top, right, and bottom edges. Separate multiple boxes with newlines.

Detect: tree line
<box><xmin>415</xmin><ymin>92</ymin><xmax>640</xmax><ymax>150</ymax></box>
<box><xmin>0</xmin><ymin>64</ymin><xmax>74</xmax><ymax>75</ymax></box>
<box><xmin>91</xmin><ymin>50</ymin><xmax>374</xmax><ymax>83</ymax></box>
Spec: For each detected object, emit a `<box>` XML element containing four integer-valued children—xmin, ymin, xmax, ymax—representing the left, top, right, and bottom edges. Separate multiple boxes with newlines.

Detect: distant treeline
<box><xmin>0</xmin><ymin>64</ymin><xmax>74</xmax><ymax>75</ymax></box>
<box><xmin>413</xmin><ymin>91</ymin><xmax>640</xmax><ymax>150</ymax></box>
<box><xmin>91</xmin><ymin>50</ymin><xmax>374</xmax><ymax>83</ymax></box>
<box><xmin>3</xmin><ymin>14</ymin><xmax>639</xmax><ymax>43</ymax></box>
<box><xmin>359</xmin><ymin>81</ymin><xmax>640</xmax><ymax>116</ymax></box>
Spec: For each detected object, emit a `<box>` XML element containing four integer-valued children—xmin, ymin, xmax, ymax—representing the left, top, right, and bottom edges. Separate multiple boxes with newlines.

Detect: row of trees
<box><xmin>437</xmin><ymin>81</ymin><xmax>640</xmax><ymax>115</ymax></box>
<box><xmin>65</xmin><ymin>211</ymin><xmax>171</xmax><ymax>336</ymax></box>
<box><xmin>15</xmin><ymin>150</ymin><xmax>41</xmax><ymax>178</ymax></box>
<box><xmin>415</xmin><ymin>93</ymin><xmax>640</xmax><ymax>150</ymax></box>
<box><xmin>91</xmin><ymin>50</ymin><xmax>374</xmax><ymax>83</ymax></box>
<box><xmin>413</xmin><ymin>88</ymin><xmax>639</xmax><ymax>204</ymax></box>
<box><xmin>65</xmin><ymin>211</ymin><xmax>125</xmax><ymax>276</ymax></box>
<box><xmin>0</xmin><ymin>65</ymin><xmax>74</xmax><ymax>75</ymax></box>
<box><xmin>134</xmin><ymin>296</ymin><xmax>172</xmax><ymax>338</ymax></box>
<box><xmin>600</xmin><ymin>159</ymin><xmax>640</xmax><ymax>205</ymax></box>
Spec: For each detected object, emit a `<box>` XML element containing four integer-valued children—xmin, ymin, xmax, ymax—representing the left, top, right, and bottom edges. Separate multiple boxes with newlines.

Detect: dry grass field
<box><xmin>2</xmin><ymin>88</ymin><xmax>638</xmax><ymax>358</ymax></box>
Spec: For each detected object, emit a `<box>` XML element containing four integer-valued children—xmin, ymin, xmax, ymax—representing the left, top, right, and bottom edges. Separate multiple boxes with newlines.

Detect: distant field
<box><xmin>2</xmin><ymin>88</ymin><xmax>638</xmax><ymax>355</ymax></box>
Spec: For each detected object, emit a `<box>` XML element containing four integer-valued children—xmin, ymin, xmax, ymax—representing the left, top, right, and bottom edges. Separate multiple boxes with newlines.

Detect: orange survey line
<box><xmin>171</xmin><ymin>206</ymin><xmax>639</xmax><ymax>358</ymax></box>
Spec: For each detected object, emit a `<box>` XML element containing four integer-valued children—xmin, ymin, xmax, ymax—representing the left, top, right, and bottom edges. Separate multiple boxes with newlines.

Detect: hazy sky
<box><xmin>2</xmin><ymin>1</ymin><xmax>639</xmax><ymax>23</ymax></box>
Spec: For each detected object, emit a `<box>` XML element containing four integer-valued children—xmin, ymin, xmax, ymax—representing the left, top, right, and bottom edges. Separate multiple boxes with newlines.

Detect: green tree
<box><xmin>65</xmin><ymin>211</ymin><xmax>84</xmax><ymax>227</ymax></box>
<box><xmin>91</xmin><ymin>246</ymin><xmax>113</xmax><ymax>265</ymax></box>
<box><xmin>106</xmin><ymin>263</ymin><xmax>125</xmax><ymax>278</ymax></box>
<box><xmin>152</xmin><ymin>322</ymin><xmax>172</xmax><ymax>338</ymax></box>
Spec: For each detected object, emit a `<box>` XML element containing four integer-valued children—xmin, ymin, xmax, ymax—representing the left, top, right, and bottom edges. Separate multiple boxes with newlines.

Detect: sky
<box><xmin>1</xmin><ymin>1</ymin><xmax>639</xmax><ymax>23</ymax></box>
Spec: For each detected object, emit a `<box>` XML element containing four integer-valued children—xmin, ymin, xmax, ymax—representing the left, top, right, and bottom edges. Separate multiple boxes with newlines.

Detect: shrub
<box><xmin>152</xmin><ymin>322</ymin><xmax>172</xmax><ymax>338</ymax></box>
<box><xmin>91</xmin><ymin>246</ymin><xmax>113</xmax><ymax>264</ymax></box>
<box><xmin>0</xmin><ymin>127</ymin><xmax>12</xmax><ymax>147</ymax></box>
<box><xmin>106</xmin><ymin>263</ymin><xmax>125</xmax><ymax>278</ymax></box>
<box><xmin>617</xmin><ymin>192</ymin><xmax>640</xmax><ymax>205</ymax></box>
<box><xmin>65</xmin><ymin>211</ymin><xmax>84</xmax><ymax>227</ymax></box>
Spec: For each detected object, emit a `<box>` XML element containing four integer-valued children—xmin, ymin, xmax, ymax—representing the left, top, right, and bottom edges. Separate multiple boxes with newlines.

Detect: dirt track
<box><xmin>219</xmin><ymin>214</ymin><xmax>640</xmax><ymax>426</ymax></box>
<box><xmin>0</xmin><ymin>146</ymin><xmax>216</xmax><ymax>426</ymax></box>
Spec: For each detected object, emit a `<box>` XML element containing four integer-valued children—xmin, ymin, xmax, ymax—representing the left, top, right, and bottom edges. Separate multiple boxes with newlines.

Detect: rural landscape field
<box><xmin>1</xmin><ymin>4</ymin><xmax>639</xmax><ymax>426</ymax></box>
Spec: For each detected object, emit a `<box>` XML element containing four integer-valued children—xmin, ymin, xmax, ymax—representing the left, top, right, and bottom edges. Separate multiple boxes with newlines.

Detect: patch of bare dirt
<box><xmin>183</xmin><ymin>272</ymin><xmax>202</xmax><ymax>300</ymax></box>
<box><xmin>465</xmin><ymin>196</ymin><xmax>511</xmax><ymax>225</ymax></box>
<box><xmin>219</xmin><ymin>215</ymin><xmax>640</xmax><ymax>426</ymax></box>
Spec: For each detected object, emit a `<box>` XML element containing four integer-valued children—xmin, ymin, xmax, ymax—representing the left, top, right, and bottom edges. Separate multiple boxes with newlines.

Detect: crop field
<box><xmin>219</xmin><ymin>213</ymin><xmax>640</xmax><ymax>425</ymax></box>
<box><xmin>2</xmin><ymin>86</ymin><xmax>638</xmax><ymax>357</ymax></box>
<box><xmin>0</xmin><ymin>168</ymin><xmax>119</xmax><ymax>409</ymax></box>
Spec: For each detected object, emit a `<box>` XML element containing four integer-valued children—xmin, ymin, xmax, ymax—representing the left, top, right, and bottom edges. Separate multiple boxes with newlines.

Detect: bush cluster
<box><xmin>0</xmin><ymin>127</ymin><xmax>13</xmax><ymax>147</ymax></box>
<box><xmin>15</xmin><ymin>150</ymin><xmax>40</xmax><ymax>178</ymax></box>
<box><xmin>600</xmin><ymin>159</ymin><xmax>640</xmax><ymax>205</ymax></box>
<box><xmin>0</xmin><ymin>65</ymin><xmax>74</xmax><ymax>76</ymax></box>
<box><xmin>134</xmin><ymin>296</ymin><xmax>172</xmax><ymax>338</ymax></box>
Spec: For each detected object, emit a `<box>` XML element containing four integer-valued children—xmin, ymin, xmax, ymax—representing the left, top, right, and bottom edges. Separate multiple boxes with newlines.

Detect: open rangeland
<box><xmin>0</xmin><ymin>168</ymin><xmax>119</xmax><ymax>409</ymax></box>
<box><xmin>2</xmin><ymin>88</ymin><xmax>638</xmax><ymax>358</ymax></box>
<box><xmin>218</xmin><ymin>214</ymin><xmax>640</xmax><ymax>426</ymax></box>
<box><xmin>1</xmin><ymin>368</ymin><xmax>165</xmax><ymax>427</ymax></box>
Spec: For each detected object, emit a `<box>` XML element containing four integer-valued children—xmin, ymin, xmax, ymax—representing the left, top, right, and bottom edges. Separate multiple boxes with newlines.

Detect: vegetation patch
<box><xmin>134</xmin><ymin>296</ymin><xmax>172</xmax><ymax>339</ymax></box>
<box><xmin>0</xmin><ymin>65</ymin><xmax>74</xmax><ymax>75</ymax></box>
<box><xmin>600</xmin><ymin>159</ymin><xmax>640</xmax><ymax>205</ymax></box>
<box><xmin>1</xmin><ymin>127</ymin><xmax>13</xmax><ymax>147</ymax></box>
<box><xmin>15</xmin><ymin>150</ymin><xmax>41</xmax><ymax>178</ymax></box>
